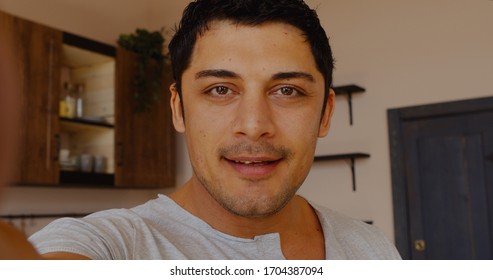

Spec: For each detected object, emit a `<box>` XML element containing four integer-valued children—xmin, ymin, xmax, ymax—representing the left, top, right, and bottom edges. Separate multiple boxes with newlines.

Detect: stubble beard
<box><xmin>194</xmin><ymin>142</ymin><xmax>306</xmax><ymax>218</ymax></box>
<box><xmin>199</xmin><ymin>174</ymin><xmax>302</xmax><ymax>218</ymax></box>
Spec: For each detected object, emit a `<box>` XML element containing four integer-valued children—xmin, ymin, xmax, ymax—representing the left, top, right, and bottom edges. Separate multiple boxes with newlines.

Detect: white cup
<box><xmin>59</xmin><ymin>149</ymin><xmax>70</xmax><ymax>162</ymax></box>
<box><xmin>80</xmin><ymin>154</ymin><xmax>93</xmax><ymax>172</ymax></box>
<box><xmin>94</xmin><ymin>155</ymin><xmax>106</xmax><ymax>173</ymax></box>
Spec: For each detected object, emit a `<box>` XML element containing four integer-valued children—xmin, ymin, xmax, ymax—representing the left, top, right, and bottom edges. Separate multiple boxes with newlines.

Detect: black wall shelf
<box><xmin>333</xmin><ymin>85</ymin><xmax>366</xmax><ymax>125</ymax></box>
<box><xmin>60</xmin><ymin>117</ymin><xmax>114</xmax><ymax>129</ymax></box>
<box><xmin>63</xmin><ymin>32</ymin><xmax>116</xmax><ymax>57</ymax></box>
<box><xmin>314</xmin><ymin>153</ymin><xmax>370</xmax><ymax>191</ymax></box>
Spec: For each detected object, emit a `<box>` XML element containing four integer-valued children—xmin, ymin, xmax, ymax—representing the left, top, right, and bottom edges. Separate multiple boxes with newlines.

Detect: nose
<box><xmin>232</xmin><ymin>92</ymin><xmax>275</xmax><ymax>141</ymax></box>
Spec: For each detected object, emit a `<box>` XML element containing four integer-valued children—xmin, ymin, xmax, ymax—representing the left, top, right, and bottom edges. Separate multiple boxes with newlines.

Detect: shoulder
<box><xmin>311</xmin><ymin>203</ymin><xmax>401</xmax><ymax>260</ymax></box>
<box><xmin>29</xmin><ymin>208</ymin><xmax>141</xmax><ymax>259</ymax></box>
<box><xmin>58</xmin><ymin>195</ymin><xmax>174</xmax><ymax>237</ymax></box>
<box><xmin>29</xmin><ymin>195</ymin><xmax>170</xmax><ymax>259</ymax></box>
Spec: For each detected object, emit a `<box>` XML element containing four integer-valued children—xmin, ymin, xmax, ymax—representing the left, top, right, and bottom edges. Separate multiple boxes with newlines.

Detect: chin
<box><xmin>218</xmin><ymin>189</ymin><xmax>295</xmax><ymax>218</ymax></box>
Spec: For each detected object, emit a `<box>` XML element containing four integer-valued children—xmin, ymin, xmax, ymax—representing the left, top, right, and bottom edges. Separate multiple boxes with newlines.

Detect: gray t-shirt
<box><xmin>29</xmin><ymin>195</ymin><xmax>401</xmax><ymax>259</ymax></box>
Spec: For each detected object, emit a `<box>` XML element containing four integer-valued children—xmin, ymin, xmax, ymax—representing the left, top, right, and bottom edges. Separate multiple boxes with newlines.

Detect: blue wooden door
<box><xmin>401</xmin><ymin>111</ymin><xmax>493</xmax><ymax>259</ymax></box>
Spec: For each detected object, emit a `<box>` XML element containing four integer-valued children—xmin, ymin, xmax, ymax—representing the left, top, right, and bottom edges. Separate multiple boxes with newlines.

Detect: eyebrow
<box><xmin>271</xmin><ymin>71</ymin><xmax>315</xmax><ymax>82</ymax></box>
<box><xmin>194</xmin><ymin>69</ymin><xmax>315</xmax><ymax>82</ymax></box>
<box><xmin>195</xmin><ymin>69</ymin><xmax>240</xmax><ymax>80</ymax></box>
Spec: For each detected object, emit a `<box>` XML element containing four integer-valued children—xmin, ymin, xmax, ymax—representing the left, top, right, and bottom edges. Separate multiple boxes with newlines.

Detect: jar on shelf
<box><xmin>74</xmin><ymin>83</ymin><xmax>85</xmax><ymax>118</ymax></box>
<box><xmin>60</xmin><ymin>82</ymin><xmax>76</xmax><ymax>118</ymax></box>
<box><xmin>60</xmin><ymin>82</ymin><xmax>85</xmax><ymax>118</ymax></box>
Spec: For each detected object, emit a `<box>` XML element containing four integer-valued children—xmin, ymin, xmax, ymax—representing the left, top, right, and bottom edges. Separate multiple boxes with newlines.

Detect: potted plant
<box><xmin>117</xmin><ymin>29</ymin><xmax>165</xmax><ymax>112</ymax></box>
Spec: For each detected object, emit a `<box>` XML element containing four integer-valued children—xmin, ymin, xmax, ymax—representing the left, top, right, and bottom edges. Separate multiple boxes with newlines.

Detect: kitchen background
<box><xmin>0</xmin><ymin>0</ymin><xmax>492</xmax><ymax>246</ymax></box>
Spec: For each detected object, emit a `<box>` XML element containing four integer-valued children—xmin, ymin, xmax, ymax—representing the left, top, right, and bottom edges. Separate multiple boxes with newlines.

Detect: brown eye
<box><xmin>280</xmin><ymin>87</ymin><xmax>294</xmax><ymax>96</ymax></box>
<box><xmin>216</xmin><ymin>86</ymin><xmax>229</xmax><ymax>95</ymax></box>
<box><xmin>210</xmin><ymin>86</ymin><xmax>232</xmax><ymax>96</ymax></box>
<box><xmin>273</xmin><ymin>86</ymin><xmax>301</xmax><ymax>97</ymax></box>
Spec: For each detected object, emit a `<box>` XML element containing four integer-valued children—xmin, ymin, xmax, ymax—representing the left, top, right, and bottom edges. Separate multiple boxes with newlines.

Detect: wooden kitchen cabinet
<box><xmin>1</xmin><ymin>11</ymin><xmax>62</xmax><ymax>185</ymax></box>
<box><xmin>115</xmin><ymin>49</ymin><xmax>176</xmax><ymax>188</ymax></box>
<box><xmin>2</xmin><ymin>10</ymin><xmax>175</xmax><ymax>188</ymax></box>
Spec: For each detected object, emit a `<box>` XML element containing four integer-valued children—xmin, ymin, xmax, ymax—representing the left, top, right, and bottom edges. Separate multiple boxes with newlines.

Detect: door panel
<box><xmin>415</xmin><ymin>135</ymin><xmax>490</xmax><ymax>259</ymax></box>
<box><xmin>389</xmin><ymin>98</ymin><xmax>493</xmax><ymax>259</ymax></box>
<box><xmin>115</xmin><ymin>48</ymin><xmax>175</xmax><ymax>188</ymax></box>
<box><xmin>3</xmin><ymin>11</ymin><xmax>62</xmax><ymax>185</ymax></box>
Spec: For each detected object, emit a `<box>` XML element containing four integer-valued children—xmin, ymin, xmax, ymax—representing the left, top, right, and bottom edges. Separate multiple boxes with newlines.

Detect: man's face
<box><xmin>171</xmin><ymin>20</ymin><xmax>334</xmax><ymax>218</ymax></box>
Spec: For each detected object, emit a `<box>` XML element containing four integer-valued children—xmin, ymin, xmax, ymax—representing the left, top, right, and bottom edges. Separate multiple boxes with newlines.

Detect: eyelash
<box><xmin>205</xmin><ymin>85</ymin><xmax>235</xmax><ymax>96</ymax></box>
<box><xmin>204</xmin><ymin>85</ymin><xmax>305</xmax><ymax>97</ymax></box>
<box><xmin>271</xmin><ymin>86</ymin><xmax>304</xmax><ymax>97</ymax></box>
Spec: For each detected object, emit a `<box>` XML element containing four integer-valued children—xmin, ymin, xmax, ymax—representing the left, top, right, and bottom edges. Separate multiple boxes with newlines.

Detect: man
<box><xmin>27</xmin><ymin>0</ymin><xmax>400</xmax><ymax>259</ymax></box>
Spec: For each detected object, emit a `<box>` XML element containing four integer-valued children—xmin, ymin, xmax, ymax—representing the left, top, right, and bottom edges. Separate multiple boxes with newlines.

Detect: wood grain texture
<box><xmin>115</xmin><ymin>48</ymin><xmax>175</xmax><ymax>188</ymax></box>
<box><xmin>389</xmin><ymin>98</ymin><xmax>493</xmax><ymax>259</ymax></box>
<box><xmin>3</xmin><ymin>11</ymin><xmax>62</xmax><ymax>185</ymax></box>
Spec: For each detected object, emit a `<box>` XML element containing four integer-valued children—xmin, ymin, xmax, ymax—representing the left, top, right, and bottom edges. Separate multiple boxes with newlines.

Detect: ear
<box><xmin>318</xmin><ymin>88</ymin><xmax>335</xmax><ymax>137</ymax></box>
<box><xmin>170</xmin><ymin>83</ymin><xmax>185</xmax><ymax>133</ymax></box>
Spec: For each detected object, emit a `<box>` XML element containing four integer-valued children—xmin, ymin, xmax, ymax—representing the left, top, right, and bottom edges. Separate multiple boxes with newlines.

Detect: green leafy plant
<box><xmin>118</xmin><ymin>29</ymin><xmax>165</xmax><ymax>112</ymax></box>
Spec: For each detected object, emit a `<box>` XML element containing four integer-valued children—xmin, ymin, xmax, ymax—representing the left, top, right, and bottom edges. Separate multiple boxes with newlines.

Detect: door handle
<box><xmin>53</xmin><ymin>134</ymin><xmax>60</xmax><ymax>161</ymax></box>
<box><xmin>117</xmin><ymin>142</ymin><xmax>124</xmax><ymax>167</ymax></box>
<box><xmin>414</xmin><ymin>239</ymin><xmax>426</xmax><ymax>252</ymax></box>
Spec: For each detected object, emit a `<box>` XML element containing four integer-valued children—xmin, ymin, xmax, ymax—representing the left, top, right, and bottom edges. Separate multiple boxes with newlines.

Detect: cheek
<box><xmin>186</xmin><ymin>102</ymin><xmax>226</xmax><ymax>137</ymax></box>
<box><xmin>282</xmin><ymin>112</ymin><xmax>322</xmax><ymax>170</ymax></box>
<box><xmin>185</xmin><ymin>115</ymin><xmax>221</xmax><ymax>162</ymax></box>
<box><xmin>280</xmin><ymin>109</ymin><xmax>321</xmax><ymax>141</ymax></box>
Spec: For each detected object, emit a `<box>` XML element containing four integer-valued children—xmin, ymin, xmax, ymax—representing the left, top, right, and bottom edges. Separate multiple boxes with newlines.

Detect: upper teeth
<box><xmin>235</xmin><ymin>160</ymin><xmax>262</xmax><ymax>164</ymax></box>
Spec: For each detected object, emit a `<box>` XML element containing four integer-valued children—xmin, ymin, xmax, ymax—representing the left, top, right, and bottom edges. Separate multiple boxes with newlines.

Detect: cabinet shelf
<box><xmin>314</xmin><ymin>153</ymin><xmax>370</xmax><ymax>162</ymax></box>
<box><xmin>60</xmin><ymin>117</ymin><xmax>114</xmax><ymax>130</ymax></box>
<box><xmin>5</xmin><ymin>10</ymin><xmax>175</xmax><ymax>189</ymax></box>
<box><xmin>314</xmin><ymin>153</ymin><xmax>370</xmax><ymax>191</ymax></box>
<box><xmin>333</xmin><ymin>84</ymin><xmax>365</xmax><ymax>126</ymax></box>
<box><xmin>60</xmin><ymin>171</ymin><xmax>114</xmax><ymax>186</ymax></box>
<box><xmin>63</xmin><ymin>32</ymin><xmax>116</xmax><ymax>58</ymax></box>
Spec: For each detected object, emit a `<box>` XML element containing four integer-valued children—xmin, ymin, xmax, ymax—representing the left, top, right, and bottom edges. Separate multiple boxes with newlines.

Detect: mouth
<box><xmin>224</xmin><ymin>157</ymin><xmax>282</xmax><ymax>177</ymax></box>
<box><xmin>230</xmin><ymin>159</ymin><xmax>278</xmax><ymax>166</ymax></box>
<box><xmin>218</xmin><ymin>142</ymin><xmax>291</xmax><ymax>178</ymax></box>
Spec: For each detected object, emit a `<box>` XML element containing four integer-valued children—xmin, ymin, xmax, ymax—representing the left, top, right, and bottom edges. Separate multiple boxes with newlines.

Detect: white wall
<box><xmin>298</xmin><ymin>0</ymin><xmax>493</xmax><ymax>240</ymax></box>
<box><xmin>1</xmin><ymin>0</ymin><xmax>492</xmax><ymax>242</ymax></box>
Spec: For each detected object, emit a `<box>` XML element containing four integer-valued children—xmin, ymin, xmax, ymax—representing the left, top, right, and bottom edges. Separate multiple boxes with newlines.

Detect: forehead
<box><xmin>197</xmin><ymin>19</ymin><xmax>307</xmax><ymax>52</ymax></box>
<box><xmin>200</xmin><ymin>19</ymin><xmax>306</xmax><ymax>39</ymax></box>
<box><xmin>183</xmin><ymin>20</ymin><xmax>322</xmax><ymax>84</ymax></box>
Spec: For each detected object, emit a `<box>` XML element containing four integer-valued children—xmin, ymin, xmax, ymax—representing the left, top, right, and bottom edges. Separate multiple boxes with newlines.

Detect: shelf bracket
<box><xmin>314</xmin><ymin>153</ymin><xmax>370</xmax><ymax>191</ymax></box>
<box><xmin>333</xmin><ymin>85</ymin><xmax>366</xmax><ymax>126</ymax></box>
<box><xmin>348</xmin><ymin>91</ymin><xmax>354</xmax><ymax>125</ymax></box>
<box><xmin>350</xmin><ymin>157</ymin><xmax>356</xmax><ymax>191</ymax></box>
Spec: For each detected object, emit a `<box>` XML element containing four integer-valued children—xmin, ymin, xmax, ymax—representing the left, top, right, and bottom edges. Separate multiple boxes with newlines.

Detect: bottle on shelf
<box><xmin>60</xmin><ymin>82</ymin><xmax>76</xmax><ymax>118</ymax></box>
<box><xmin>74</xmin><ymin>83</ymin><xmax>85</xmax><ymax>118</ymax></box>
<box><xmin>60</xmin><ymin>82</ymin><xmax>85</xmax><ymax>119</ymax></box>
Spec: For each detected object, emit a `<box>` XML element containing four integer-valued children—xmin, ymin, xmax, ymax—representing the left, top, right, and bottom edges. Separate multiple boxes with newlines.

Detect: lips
<box><xmin>224</xmin><ymin>156</ymin><xmax>282</xmax><ymax>177</ymax></box>
<box><xmin>218</xmin><ymin>142</ymin><xmax>291</xmax><ymax>178</ymax></box>
<box><xmin>232</xmin><ymin>159</ymin><xmax>276</xmax><ymax>166</ymax></box>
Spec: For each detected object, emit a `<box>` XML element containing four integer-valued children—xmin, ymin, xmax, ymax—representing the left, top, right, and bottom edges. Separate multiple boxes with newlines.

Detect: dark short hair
<box><xmin>169</xmin><ymin>0</ymin><xmax>334</xmax><ymax>115</ymax></box>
